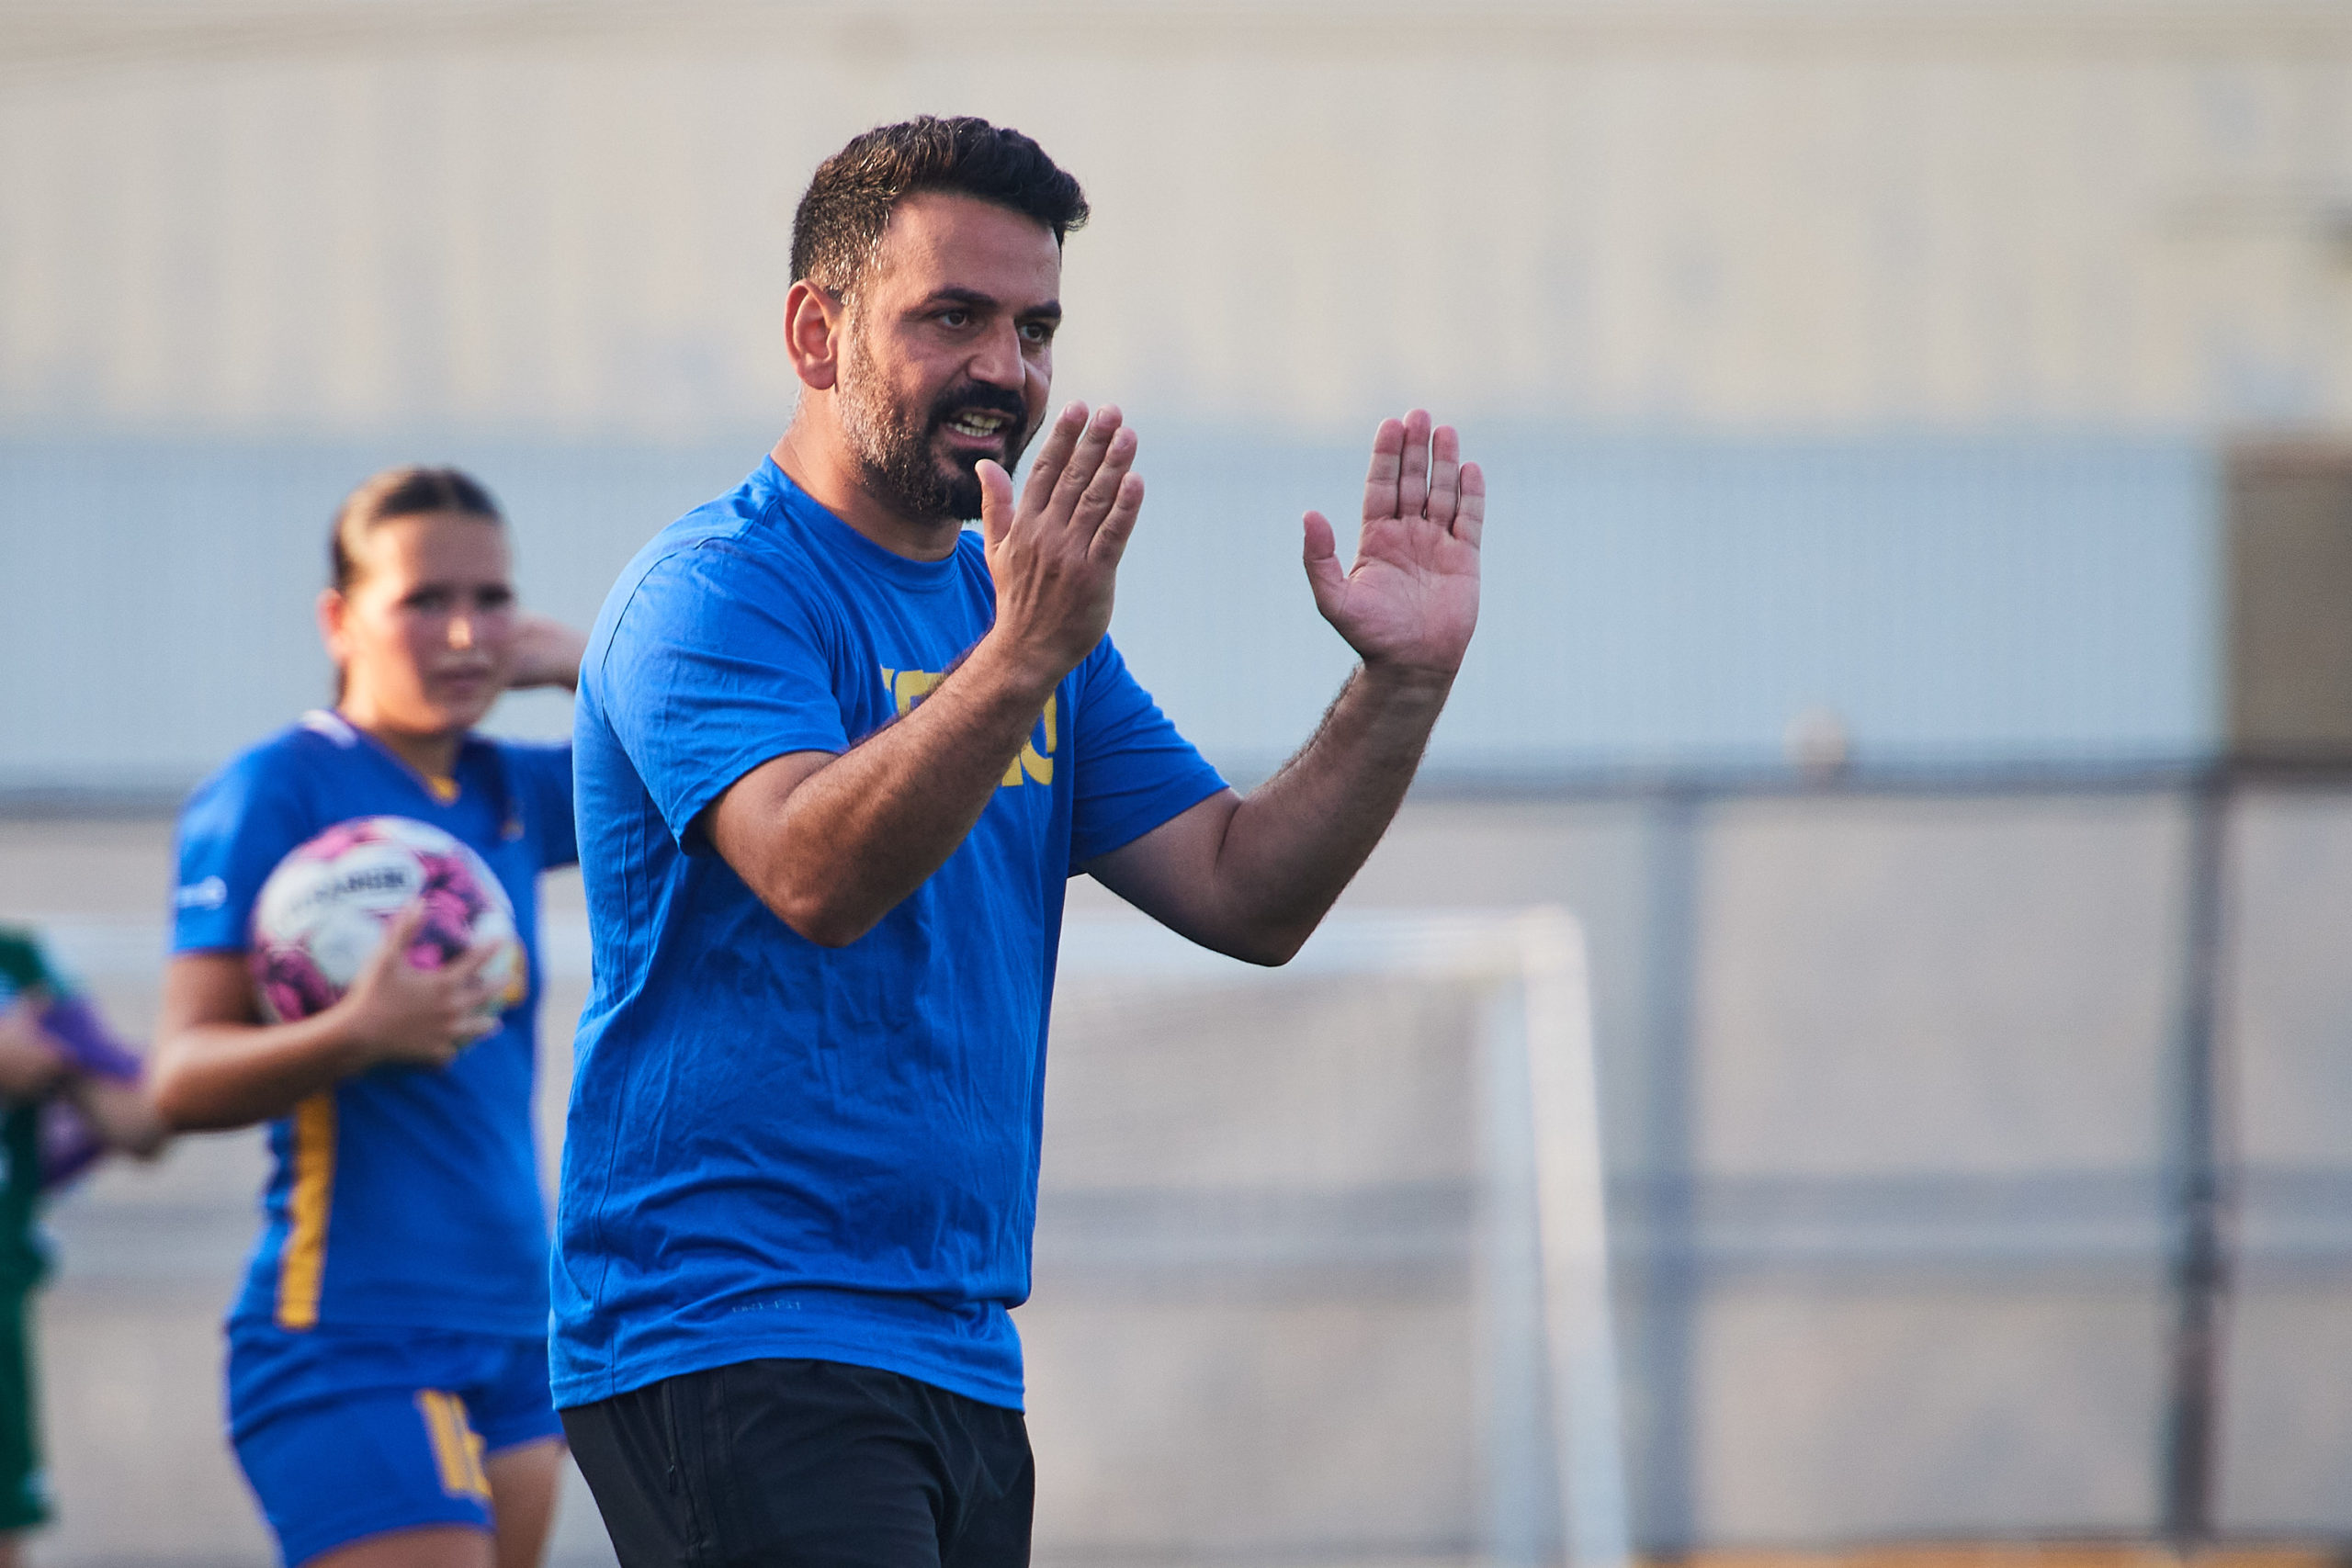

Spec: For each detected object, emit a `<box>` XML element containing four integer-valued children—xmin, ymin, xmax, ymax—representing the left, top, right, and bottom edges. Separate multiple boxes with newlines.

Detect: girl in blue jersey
<box><xmin>151</xmin><ymin>467</ymin><xmax>586</xmax><ymax>1568</ymax></box>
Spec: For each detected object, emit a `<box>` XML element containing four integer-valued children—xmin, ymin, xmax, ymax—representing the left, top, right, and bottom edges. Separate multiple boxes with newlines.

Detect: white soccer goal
<box><xmin>1048</xmin><ymin>908</ymin><xmax>1629</xmax><ymax>1568</ymax></box>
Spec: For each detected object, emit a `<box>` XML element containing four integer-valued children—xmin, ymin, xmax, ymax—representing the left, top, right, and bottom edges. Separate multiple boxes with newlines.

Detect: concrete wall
<box><xmin>17</xmin><ymin>0</ymin><xmax>2352</xmax><ymax>789</ymax></box>
<box><xmin>6</xmin><ymin>2</ymin><xmax>2352</xmax><ymax>438</ymax></box>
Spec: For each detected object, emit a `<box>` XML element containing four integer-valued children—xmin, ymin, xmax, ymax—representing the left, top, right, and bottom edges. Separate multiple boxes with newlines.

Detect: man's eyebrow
<box><xmin>919</xmin><ymin>288</ymin><xmax>1061</xmax><ymax>321</ymax></box>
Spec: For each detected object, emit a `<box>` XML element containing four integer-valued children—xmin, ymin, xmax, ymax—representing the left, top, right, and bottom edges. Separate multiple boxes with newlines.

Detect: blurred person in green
<box><xmin>0</xmin><ymin>925</ymin><xmax>170</xmax><ymax>1563</ymax></box>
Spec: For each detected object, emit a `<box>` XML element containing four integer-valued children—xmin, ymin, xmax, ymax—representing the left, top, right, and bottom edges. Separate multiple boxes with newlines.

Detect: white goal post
<box><xmin>1058</xmin><ymin>908</ymin><xmax>1632</xmax><ymax>1568</ymax></box>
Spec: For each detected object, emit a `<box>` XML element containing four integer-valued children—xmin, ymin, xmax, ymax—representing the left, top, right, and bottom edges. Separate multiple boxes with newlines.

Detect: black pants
<box><xmin>563</xmin><ymin>1359</ymin><xmax>1034</xmax><ymax>1568</ymax></box>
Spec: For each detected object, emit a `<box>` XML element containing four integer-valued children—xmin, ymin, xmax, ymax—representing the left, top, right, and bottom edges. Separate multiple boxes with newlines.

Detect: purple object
<box><xmin>29</xmin><ymin>996</ymin><xmax>142</xmax><ymax>1192</ymax></box>
<box><xmin>38</xmin><ymin>1101</ymin><xmax>106</xmax><ymax>1190</ymax></box>
<box><xmin>38</xmin><ymin>996</ymin><xmax>142</xmax><ymax>1084</ymax></box>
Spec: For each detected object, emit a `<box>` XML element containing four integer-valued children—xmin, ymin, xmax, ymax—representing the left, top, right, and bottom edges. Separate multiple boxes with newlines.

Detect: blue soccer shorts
<box><xmin>228</xmin><ymin>1323</ymin><xmax>563</xmax><ymax>1567</ymax></box>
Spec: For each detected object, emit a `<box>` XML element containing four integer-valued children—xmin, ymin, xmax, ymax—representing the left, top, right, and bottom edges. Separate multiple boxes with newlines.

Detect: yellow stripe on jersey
<box><xmin>274</xmin><ymin>1094</ymin><xmax>336</xmax><ymax>1330</ymax></box>
<box><xmin>417</xmin><ymin>1392</ymin><xmax>492</xmax><ymax>1501</ymax></box>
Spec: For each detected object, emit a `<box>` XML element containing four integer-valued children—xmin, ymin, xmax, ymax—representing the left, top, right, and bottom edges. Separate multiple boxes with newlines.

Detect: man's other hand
<box><xmin>1303</xmin><ymin>411</ymin><xmax>1484</xmax><ymax>678</ymax></box>
<box><xmin>977</xmin><ymin>400</ymin><xmax>1144</xmax><ymax>684</ymax></box>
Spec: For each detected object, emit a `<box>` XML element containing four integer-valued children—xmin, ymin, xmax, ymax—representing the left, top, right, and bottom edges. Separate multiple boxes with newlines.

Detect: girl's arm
<box><xmin>150</xmin><ymin>902</ymin><xmax>507</xmax><ymax>1132</ymax></box>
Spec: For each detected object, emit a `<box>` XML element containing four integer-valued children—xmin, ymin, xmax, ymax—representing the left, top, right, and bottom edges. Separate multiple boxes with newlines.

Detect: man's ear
<box><xmin>783</xmin><ymin>279</ymin><xmax>844</xmax><ymax>392</ymax></box>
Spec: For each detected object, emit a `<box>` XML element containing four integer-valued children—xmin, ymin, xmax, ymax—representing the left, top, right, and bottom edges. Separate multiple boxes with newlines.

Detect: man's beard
<box><xmin>838</xmin><ymin>332</ymin><xmax>1035</xmax><ymax>524</ymax></box>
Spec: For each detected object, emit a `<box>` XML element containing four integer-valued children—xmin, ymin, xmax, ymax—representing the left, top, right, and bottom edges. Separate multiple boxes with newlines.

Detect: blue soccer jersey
<box><xmin>173</xmin><ymin>710</ymin><xmax>575</xmax><ymax>1338</ymax></box>
<box><xmin>554</xmin><ymin>459</ymin><xmax>1226</xmax><ymax>1411</ymax></box>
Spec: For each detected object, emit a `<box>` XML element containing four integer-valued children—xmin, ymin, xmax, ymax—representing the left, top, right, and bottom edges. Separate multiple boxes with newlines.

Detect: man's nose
<box><xmin>968</xmin><ymin>321</ymin><xmax>1023</xmax><ymax>388</ymax></box>
<box><xmin>448</xmin><ymin>614</ymin><xmax>475</xmax><ymax>651</ymax></box>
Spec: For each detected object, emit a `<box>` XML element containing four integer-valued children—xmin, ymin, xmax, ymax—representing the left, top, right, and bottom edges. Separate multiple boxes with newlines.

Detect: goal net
<box><xmin>1027</xmin><ymin>909</ymin><xmax>1627</xmax><ymax>1568</ymax></box>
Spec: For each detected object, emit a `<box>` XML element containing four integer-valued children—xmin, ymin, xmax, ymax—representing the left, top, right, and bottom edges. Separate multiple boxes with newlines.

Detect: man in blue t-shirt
<box><xmin>558</xmin><ymin>115</ymin><xmax>1487</xmax><ymax>1567</ymax></box>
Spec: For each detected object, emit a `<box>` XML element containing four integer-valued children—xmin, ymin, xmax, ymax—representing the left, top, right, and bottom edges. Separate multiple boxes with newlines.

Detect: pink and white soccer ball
<box><xmin>248</xmin><ymin>816</ymin><xmax>524</xmax><ymax>1026</ymax></box>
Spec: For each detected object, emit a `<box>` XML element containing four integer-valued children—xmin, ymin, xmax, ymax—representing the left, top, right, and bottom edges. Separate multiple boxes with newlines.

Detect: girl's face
<box><xmin>321</xmin><ymin>512</ymin><xmax>516</xmax><ymax>740</ymax></box>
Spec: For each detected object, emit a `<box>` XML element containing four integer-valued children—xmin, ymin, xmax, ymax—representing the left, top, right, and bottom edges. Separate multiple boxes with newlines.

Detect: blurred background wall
<box><xmin>6</xmin><ymin>0</ymin><xmax>2352</xmax><ymax>788</ymax></box>
<box><xmin>7</xmin><ymin>3</ymin><xmax>2352</xmax><ymax>1566</ymax></box>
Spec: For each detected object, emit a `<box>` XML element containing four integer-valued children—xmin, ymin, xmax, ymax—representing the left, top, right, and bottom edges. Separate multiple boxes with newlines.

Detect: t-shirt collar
<box><xmin>759</xmin><ymin>457</ymin><xmax>968</xmax><ymax>592</ymax></box>
<box><xmin>325</xmin><ymin>713</ymin><xmax>492</xmax><ymax>808</ymax></box>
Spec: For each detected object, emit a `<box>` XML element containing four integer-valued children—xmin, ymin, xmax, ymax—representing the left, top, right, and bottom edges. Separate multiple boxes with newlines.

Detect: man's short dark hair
<box><xmin>790</xmin><ymin>116</ymin><xmax>1089</xmax><ymax>304</ymax></box>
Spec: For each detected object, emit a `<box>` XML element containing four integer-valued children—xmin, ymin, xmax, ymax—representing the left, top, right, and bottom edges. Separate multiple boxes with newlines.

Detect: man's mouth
<box><xmin>942</xmin><ymin>409</ymin><xmax>1014</xmax><ymax>443</ymax></box>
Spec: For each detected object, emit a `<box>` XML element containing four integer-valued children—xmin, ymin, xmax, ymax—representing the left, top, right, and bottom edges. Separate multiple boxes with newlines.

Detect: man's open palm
<box><xmin>1303</xmin><ymin>411</ymin><xmax>1483</xmax><ymax>676</ymax></box>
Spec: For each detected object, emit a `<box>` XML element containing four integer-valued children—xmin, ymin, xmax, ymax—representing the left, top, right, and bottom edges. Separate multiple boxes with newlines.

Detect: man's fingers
<box><xmin>1045</xmin><ymin>405</ymin><xmax>1124</xmax><ymax>529</ymax></box>
<box><xmin>1427</xmin><ymin>424</ymin><xmax>1463</xmax><ymax>530</ymax></box>
<box><xmin>1089</xmin><ymin>473</ymin><xmax>1147</xmax><ymax>566</ymax></box>
<box><xmin>977</xmin><ymin>460</ymin><xmax>1016</xmax><ymax>550</ymax></box>
<box><xmin>1018</xmin><ymin>402</ymin><xmax>1088</xmax><ymax>518</ymax></box>
<box><xmin>1360</xmin><ymin>418</ymin><xmax>1406</xmax><ymax>525</ymax></box>
<box><xmin>1070</xmin><ymin>425</ymin><xmax>1138</xmax><ymax>542</ymax></box>
<box><xmin>1453</xmin><ymin>461</ymin><xmax>1487</xmax><ymax>548</ymax></box>
<box><xmin>1396</xmin><ymin>409</ymin><xmax>1433</xmax><ymax>521</ymax></box>
<box><xmin>1302</xmin><ymin>511</ymin><xmax>1347</xmax><ymax>598</ymax></box>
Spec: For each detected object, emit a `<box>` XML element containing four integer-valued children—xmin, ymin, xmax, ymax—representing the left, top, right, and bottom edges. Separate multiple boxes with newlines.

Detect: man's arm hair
<box><xmin>707</xmin><ymin>637</ymin><xmax>1064</xmax><ymax>947</ymax></box>
<box><xmin>1083</xmin><ymin>412</ymin><xmax>1483</xmax><ymax>965</ymax></box>
<box><xmin>709</xmin><ymin>403</ymin><xmax>1142</xmax><ymax>946</ymax></box>
<box><xmin>1084</xmin><ymin>663</ymin><xmax>1451</xmax><ymax>965</ymax></box>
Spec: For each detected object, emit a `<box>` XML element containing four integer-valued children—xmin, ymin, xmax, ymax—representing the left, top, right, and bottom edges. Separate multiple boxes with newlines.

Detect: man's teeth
<box><xmin>948</xmin><ymin>413</ymin><xmax>1009</xmax><ymax>437</ymax></box>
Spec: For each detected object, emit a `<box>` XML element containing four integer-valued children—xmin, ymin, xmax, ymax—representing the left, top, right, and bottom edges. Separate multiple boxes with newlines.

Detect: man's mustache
<box><xmin>927</xmin><ymin>384</ymin><xmax>1030</xmax><ymax>440</ymax></box>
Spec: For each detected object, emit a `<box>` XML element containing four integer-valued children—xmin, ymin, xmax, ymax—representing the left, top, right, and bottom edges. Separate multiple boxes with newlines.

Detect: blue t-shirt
<box><xmin>554</xmin><ymin>459</ymin><xmax>1226</xmax><ymax>1411</ymax></box>
<box><xmin>173</xmin><ymin>711</ymin><xmax>576</xmax><ymax>1338</ymax></box>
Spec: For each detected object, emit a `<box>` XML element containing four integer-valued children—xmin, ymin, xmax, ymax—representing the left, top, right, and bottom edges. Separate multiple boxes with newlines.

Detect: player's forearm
<box><xmin>60</xmin><ymin>1075</ymin><xmax>169</xmax><ymax>1157</ymax></box>
<box><xmin>736</xmin><ymin>631</ymin><xmax>1064</xmax><ymax>947</ymax></box>
<box><xmin>149</xmin><ymin>1014</ymin><xmax>369</xmax><ymax>1132</ymax></box>
<box><xmin>0</xmin><ymin>1047</ymin><xmax>64</xmax><ymax>1102</ymax></box>
<box><xmin>0</xmin><ymin>1003</ymin><xmax>69</xmax><ymax>1100</ymax></box>
<box><xmin>1208</xmin><ymin>660</ymin><xmax>1453</xmax><ymax>961</ymax></box>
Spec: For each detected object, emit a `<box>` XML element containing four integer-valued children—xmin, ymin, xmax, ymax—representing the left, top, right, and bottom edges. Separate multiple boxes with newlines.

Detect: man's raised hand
<box><xmin>1303</xmin><ymin>411</ymin><xmax>1483</xmax><ymax>678</ymax></box>
<box><xmin>978</xmin><ymin>401</ymin><xmax>1145</xmax><ymax>683</ymax></box>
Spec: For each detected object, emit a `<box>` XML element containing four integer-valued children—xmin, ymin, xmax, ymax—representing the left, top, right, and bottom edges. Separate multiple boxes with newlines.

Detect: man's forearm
<box><xmin>716</xmin><ymin>632</ymin><xmax>1062</xmax><ymax>947</ymax></box>
<box><xmin>1211</xmin><ymin>660</ymin><xmax>1453</xmax><ymax>954</ymax></box>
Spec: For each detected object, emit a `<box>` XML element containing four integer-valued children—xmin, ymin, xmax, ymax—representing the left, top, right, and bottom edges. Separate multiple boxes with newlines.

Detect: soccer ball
<box><xmin>249</xmin><ymin>816</ymin><xmax>525</xmax><ymax>1027</ymax></box>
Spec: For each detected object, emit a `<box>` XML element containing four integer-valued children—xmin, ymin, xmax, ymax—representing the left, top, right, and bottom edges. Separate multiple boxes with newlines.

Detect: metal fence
<box><xmin>1490</xmin><ymin>763</ymin><xmax>2352</xmax><ymax>1551</ymax></box>
<box><xmin>11</xmin><ymin>763</ymin><xmax>2352</xmax><ymax>1563</ymax></box>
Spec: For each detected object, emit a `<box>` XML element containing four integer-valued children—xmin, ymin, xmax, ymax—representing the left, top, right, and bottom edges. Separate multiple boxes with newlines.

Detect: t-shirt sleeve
<box><xmin>171</xmin><ymin>757</ymin><xmax>311</xmax><ymax>953</ymax></box>
<box><xmin>593</xmin><ymin>545</ymin><xmax>851</xmax><ymax>849</ymax></box>
<box><xmin>1068</xmin><ymin>637</ymin><xmax>1228</xmax><ymax>870</ymax></box>
<box><xmin>503</xmin><ymin>740</ymin><xmax>578</xmax><ymax>872</ymax></box>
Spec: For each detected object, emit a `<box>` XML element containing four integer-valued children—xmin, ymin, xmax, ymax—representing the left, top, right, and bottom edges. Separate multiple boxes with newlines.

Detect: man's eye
<box><xmin>1020</xmin><ymin>321</ymin><xmax>1055</xmax><ymax>344</ymax></box>
<box><xmin>477</xmin><ymin>589</ymin><xmax>515</xmax><ymax>612</ymax></box>
<box><xmin>407</xmin><ymin>590</ymin><xmax>452</xmax><ymax>613</ymax></box>
<box><xmin>940</xmin><ymin>310</ymin><xmax>971</xmax><ymax>329</ymax></box>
